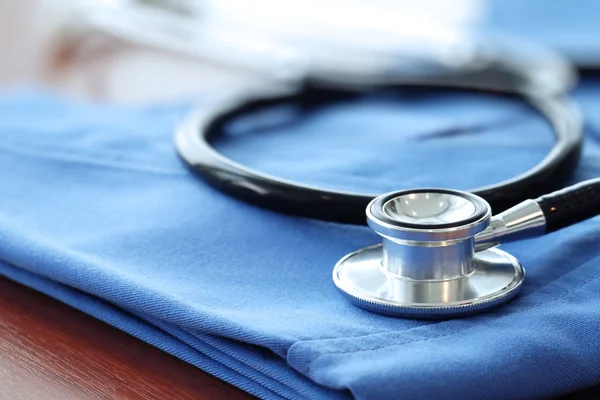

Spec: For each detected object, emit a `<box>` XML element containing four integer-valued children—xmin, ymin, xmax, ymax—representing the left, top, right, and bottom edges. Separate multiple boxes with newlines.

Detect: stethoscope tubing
<box><xmin>175</xmin><ymin>79</ymin><xmax>583</xmax><ymax>224</ymax></box>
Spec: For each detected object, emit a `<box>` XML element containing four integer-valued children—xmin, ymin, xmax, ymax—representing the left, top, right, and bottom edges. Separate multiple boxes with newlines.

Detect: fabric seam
<box><xmin>0</xmin><ymin>141</ymin><xmax>186</xmax><ymax>176</ymax></box>
<box><xmin>302</xmin><ymin>268</ymin><xmax>600</xmax><ymax>373</ymax></box>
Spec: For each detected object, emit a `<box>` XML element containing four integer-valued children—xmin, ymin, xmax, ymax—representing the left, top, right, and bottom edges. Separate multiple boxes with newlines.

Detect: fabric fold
<box><xmin>1</xmin><ymin>84</ymin><xmax>600</xmax><ymax>399</ymax></box>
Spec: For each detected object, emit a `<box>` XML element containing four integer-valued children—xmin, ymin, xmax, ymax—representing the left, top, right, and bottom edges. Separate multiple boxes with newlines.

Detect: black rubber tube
<box><xmin>537</xmin><ymin>178</ymin><xmax>600</xmax><ymax>232</ymax></box>
<box><xmin>175</xmin><ymin>78</ymin><xmax>583</xmax><ymax>224</ymax></box>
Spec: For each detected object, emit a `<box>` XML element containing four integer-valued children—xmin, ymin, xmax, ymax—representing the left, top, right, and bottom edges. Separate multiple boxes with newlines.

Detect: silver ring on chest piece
<box><xmin>332</xmin><ymin>188</ymin><xmax>525</xmax><ymax>318</ymax></box>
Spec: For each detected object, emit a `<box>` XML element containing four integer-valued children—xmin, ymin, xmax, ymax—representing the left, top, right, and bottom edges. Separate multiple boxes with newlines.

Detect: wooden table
<box><xmin>0</xmin><ymin>277</ymin><xmax>252</xmax><ymax>400</ymax></box>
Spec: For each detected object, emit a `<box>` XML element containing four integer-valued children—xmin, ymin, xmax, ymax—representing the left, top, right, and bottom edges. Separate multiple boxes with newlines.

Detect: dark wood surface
<box><xmin>0</xmin><ymin>277</ymin><xmax>253</xmax><ymax>400</ymax></box>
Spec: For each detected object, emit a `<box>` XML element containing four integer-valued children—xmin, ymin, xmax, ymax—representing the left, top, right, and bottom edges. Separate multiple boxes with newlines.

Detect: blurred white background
<box><xmin>0</xmin><ymin>0</ymin><xmax>487</xmax><ymax>103</ymax></box>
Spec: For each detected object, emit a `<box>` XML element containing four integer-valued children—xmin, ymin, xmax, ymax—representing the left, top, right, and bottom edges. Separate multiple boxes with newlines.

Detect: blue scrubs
<box><xmin>2</xmin><ymin>4</ymin><xmax>600</xmax><ymax>399</ymax></box>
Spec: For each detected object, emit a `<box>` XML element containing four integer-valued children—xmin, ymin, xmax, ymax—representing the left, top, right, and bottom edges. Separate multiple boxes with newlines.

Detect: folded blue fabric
<box><xmin>2</xmin><ymin>79</ymin><xmax>600</xmax><ymax>399</ymax></box>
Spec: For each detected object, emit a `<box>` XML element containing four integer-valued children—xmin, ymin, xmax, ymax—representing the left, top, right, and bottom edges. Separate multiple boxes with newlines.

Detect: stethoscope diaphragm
<box><xmin>333</xmin><ymin>188</ymin><xmax>525</xmax><ymax>318</ymax></box>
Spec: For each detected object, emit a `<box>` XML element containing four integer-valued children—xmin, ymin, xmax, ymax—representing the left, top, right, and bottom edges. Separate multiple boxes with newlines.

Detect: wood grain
<box><xmin>0</xmin><ymin>277</ymin><xmax>254</xmax><ymax>400</ymax></box>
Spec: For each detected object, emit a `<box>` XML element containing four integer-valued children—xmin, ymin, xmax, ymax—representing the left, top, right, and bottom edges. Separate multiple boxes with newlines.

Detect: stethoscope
<box><xmin>173</xmin><ymin>59</ymin><xmax>600</xmax><ymax>319</ymax></box>
<box><xmin>332</xmin><ymin>181</ymin><xmax>599</xmax><ymax>318</ymax></box>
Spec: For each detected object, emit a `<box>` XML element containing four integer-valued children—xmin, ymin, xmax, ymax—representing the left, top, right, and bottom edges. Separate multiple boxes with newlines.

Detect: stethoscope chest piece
<box><xmin>333</xmin><ymin>189</ymin><xmax>525</xmax><ymax>319</ymax></box>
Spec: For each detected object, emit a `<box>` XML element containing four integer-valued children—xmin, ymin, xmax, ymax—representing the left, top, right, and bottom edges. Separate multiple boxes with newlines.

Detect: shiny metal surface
<box><xmin>333</xmin><ymin>245</ymin><xmax>524</xmax><ymax>318</ymax></box>
<box><xmin>335</xmin><ymin>188</ymin><xmax>526</xmax><ymax>318</ymax></box>
<box><xmin>382</xmin><ymin>236</ymin><xmax>475</xmax><ymax>280</ymax></box>
<box><xmin>367</xmin><ymin>189</ymin><xmax>491</xmax><ymax>282</ymax></box>
<box><xmin>475</xmin><ymin>199</ymin><xmax>546</xmax><ymax>251</ymax></box>
<box><xmin>366</xmin><ymin>190</ymin><xmax>491</xmax><ymax>242</ymax></box>
<box><xmin>382</xmin><ymin>192</ymin><xmax>476</xmax><ymax>226</ymax></box>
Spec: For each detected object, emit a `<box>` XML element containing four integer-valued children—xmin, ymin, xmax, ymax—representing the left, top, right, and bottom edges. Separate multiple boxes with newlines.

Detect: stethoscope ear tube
<box><xmin>536</xmin><ymin>177</ymin><xmax>600</xmax><ymax>232</ymax></box>
<box><xmin>474</xmin><ymin>178</ymin><xmax>600</xmax><ymax>252</ymax></box>
<box><xmin>175</xmin><ymin>81</ymin><xmax>583</xmax><ymax>225</ymax></box>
